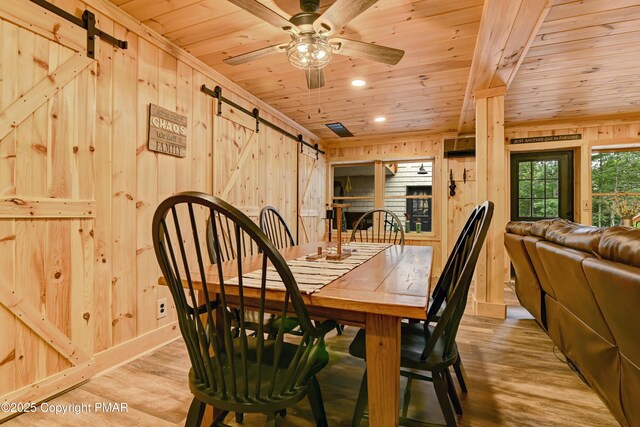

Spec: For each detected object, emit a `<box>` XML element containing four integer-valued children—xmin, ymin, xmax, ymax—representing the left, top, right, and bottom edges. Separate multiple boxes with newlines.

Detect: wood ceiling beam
<box><xmin>457</xmin><ymin>0</ymin><xmax>554</xmax><ymax>134</ymax></box>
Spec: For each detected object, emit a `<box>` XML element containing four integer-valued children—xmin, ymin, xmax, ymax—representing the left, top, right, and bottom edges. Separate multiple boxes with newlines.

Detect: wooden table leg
<box><xmin>365</xmin><ymin>313</ymin><xmax>401</xmax><ymax>427</ymax></box>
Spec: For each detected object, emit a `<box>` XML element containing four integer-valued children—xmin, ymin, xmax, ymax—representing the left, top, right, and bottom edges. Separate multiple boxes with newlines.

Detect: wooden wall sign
<box><xmin>148</xmin><ymin>104</ymin><xmax>187</xmax><ymax>157</ymax></box>
<box><xmin>510</xmin><ymin>134</ymin><xmax>582</xmax><ymax>144</ymax></box>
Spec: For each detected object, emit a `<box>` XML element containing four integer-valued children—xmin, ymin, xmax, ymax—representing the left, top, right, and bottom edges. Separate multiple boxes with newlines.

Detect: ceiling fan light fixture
<box><xmin>287</xmin><ymin>34</ymin><xmax>332</xmax><ymax>70</ymax></box>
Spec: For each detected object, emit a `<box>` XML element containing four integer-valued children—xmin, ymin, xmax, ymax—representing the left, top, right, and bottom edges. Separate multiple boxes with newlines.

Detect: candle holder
<box><xmin>325</xmin><ymin>205</ymin><xmax>334</xmax><ymax>242</ymax></box>
<box><xmin>326</xmin><ymin>203</ymin><xmax>351</xmax><ymax>261</ymax></box>
<box><xmin>306</xmin><ymin>246</ymin><xmax>327</xmax><ymax>261</ymax></box>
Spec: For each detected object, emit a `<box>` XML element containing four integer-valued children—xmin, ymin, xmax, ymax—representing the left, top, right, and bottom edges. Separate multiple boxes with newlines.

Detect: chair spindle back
<box><xmin>153</xmin><ymin>192</ymin><xmax>324</xmax><ymax>408</ymax></box>
<box><xmin>206</xmin><ymin>210</ymin><xmax>259</xmax><ymax>264</ymax></box>
<box><xmin>350</xmin><ymin>209</ymin><xmax>405</xmax><ymax>245</ymax></box>
<box><xmin>260</xmin><ymin>206</ymin><xmax>296</xmax><ymax>250</ymax></box>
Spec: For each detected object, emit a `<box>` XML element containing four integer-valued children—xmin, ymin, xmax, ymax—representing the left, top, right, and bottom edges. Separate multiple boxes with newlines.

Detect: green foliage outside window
<box><xmin>592</xmin><ymin>151</ymin><xmax>640</xmax><ymax>227</ymax></box>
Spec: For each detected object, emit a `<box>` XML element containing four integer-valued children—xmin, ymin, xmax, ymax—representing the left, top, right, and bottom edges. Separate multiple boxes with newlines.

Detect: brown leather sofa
<box><xmin>505</xmin><ymin>220</ymin><xmax>640</xmax><ymax>427</ymax></box>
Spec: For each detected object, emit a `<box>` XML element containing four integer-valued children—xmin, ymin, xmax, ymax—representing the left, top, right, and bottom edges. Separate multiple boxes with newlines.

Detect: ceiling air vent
<box><xmin>325</xmin><ymin>122</ymin><xmax>354</xmax><ymax>138</ymax></box>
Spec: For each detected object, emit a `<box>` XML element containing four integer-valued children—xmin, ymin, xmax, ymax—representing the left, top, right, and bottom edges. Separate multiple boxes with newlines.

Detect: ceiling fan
<box><xmin>223</xmin><ymin>0</ymin><xmax>405</xmax><ymax>89</ymax></box>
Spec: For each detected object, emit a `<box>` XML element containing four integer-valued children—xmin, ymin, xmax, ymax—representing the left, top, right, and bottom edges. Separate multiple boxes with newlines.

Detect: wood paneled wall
<box><xmin>506</xmin><ymin>119</ymin><xmax>640</xmax><ymax>143</ymax></box>
<box><xmin>0</xmin><ymin>0</ymin><xmax>324</xmax><ymax>412</ymax></box>
<box><xmin>327</xmin><ymin>134</ymin><xmax>489</xmax><ymax>312</ymax></box>
<box><xmin>327</xmin><ymin>132</ymin><xmax>449</xmax><ymax>281</ymax></box>
<box><xmin>506</xmin><ymin>118</ymin><xmax>640</xmax><ymax>226</ymax></box>
<box><xmin>326</xmin><ymin>118</ymin><xmax>640</xmax><ymax>318</ymax></box>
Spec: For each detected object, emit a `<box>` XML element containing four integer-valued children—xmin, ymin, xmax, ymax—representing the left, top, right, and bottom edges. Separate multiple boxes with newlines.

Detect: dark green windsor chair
<box><xmin>259</xmin><ymin>205</ymin><xmax>344</xmax><ymax>337</ymax></box>
<box><xmin>349</xmin><ymin>201</ymin><xmax>494</xmax><ymax>426</ymax></box>
<box><xmin>350</xmin><ymin>208</ymin><xmax>405</xmax><ymax>245</ymax></box>
<box><xmin>206</xmin><ymin>207</ymin><xmax>300</xmax><ymax>341</ymax></box>
<box><xmin>153</xmin><ymin>191</ymin><xmax>334</xmax><ymax>427</ymax></box>
<box><xmin>259</xmin><ymin>205</ymin><xmax>306</xmax><ymax>338</ymax></box>
<box><xmin>426</xmin><ymin>205</ymin><xmax>480</xmax><ymax>396</ymax></box>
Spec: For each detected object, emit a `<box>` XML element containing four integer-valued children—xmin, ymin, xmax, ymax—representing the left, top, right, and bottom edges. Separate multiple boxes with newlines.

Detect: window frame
<box><xmin>590</xmin><ymin>148</ymin><xmax>640</xmax><ymax>227</ymax></box>
<box><xmin>330</xmin><ymin>158</ymin><xmax>437</xmax><ymax>238</ymax></box>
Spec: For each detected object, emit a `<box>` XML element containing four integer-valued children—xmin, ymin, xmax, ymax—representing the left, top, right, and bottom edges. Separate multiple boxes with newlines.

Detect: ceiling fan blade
<box><xmin>223</xmin><ymin>44</ymin><xmax>287</xmax><ymax>65</ymax></box>
<box><xmin>305</xmin><ymin>68</ymin><xmax>325</xmax><ymax>90</ymax></box>
<box><xmin>313</xmin><ymin>0</ymin><xmax>379</xmax><ymax>35</ymax></box>
<box><xmin>226</xmin><ymin>0</ymin><xmax>297</xmax><ymax>32</ymax></box>
<box><xmin>331</xmin><ymin>37</ymin><xmax>404</xmax><ymax>65</ymax></box>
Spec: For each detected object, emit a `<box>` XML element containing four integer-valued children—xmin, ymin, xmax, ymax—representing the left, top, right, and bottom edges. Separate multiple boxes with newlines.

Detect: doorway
<box><xmin>510</xmin><ymin>151</ymin><xmax>574</xmax><ymax>222</ymax></box>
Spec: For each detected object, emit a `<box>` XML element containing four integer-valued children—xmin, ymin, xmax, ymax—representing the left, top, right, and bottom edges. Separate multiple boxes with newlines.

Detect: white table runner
<box><xmin>226</xmin><ymin>242</ymin><xmax>392</xmax><ymax>294</ymax></box>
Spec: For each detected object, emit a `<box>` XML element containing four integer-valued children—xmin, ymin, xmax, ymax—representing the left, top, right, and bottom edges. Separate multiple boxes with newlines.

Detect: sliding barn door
<box><xmin>212</xmin><ymin>106</ymin><xmax>298</xmax><ymax>233</ymax></box>
<box><xmin>0</xmin><ymin>11</ymin><xmax>97</xmax><ymax>404</ymax></box>
<box><xmin>298</xmin><ymin>146</ymin><xmax>327</xmax><ymax>243</ymax></box>
<box><xmin>210</xmin><ymin>107</ymin><xmax>326</xmax><ymax>242</ymax></box>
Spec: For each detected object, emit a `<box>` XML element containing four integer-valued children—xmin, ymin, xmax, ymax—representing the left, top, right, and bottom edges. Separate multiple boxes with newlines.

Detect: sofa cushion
<box><xmin>544</xmin><ymin>222</ymin><xmax>603</xmax><ymax>256</ymax></box>
<box><xmin>523</xmin><ymin>236</ymin><xmax>555</xmax><ymax>298</ymax></box>
<box><xmin>544</xmin><ymin>295</ymin><xmax>562</xmax><ymax>351</ymax></box>
<box><xmin>556</xmin><ymin>304</ymin><xmax>623</xmax><ymax>423</ymax></box>
<box><xmin>505</xmin><ymin>221</ymin><xmax>533</xmax><ymax>236</ymax></box>
<box><xmin>504</xmin><ymin>233</ymin><xmax>543</xmax><ymax>326</ymax></box>
<box><xmin>621</xmin><ymin>357</ymin><xmax>640</xmax><ymax>426</ymax></box>
<box><xmin>536</xmin><ymin>241</ymin><xmax>615</xmax><ymax>343</ymax></box>
<box><xmin>529</xmin><ymin>218</ymin><xmax>568</xmax><ymax>238</ymax></box>
<box><xmin>583</xmin><ymin>249</ymin><xmax>640</xmax><ymax>427</ymax></box>
<box><xmin>598</xmin><ymin>226</ymin><xmax>640</xmax><ymax>269</ymax></box>
<box><xmin>583</xmin><ymin>259</ymin><xmax>640</xmax><ymax>380</ymax></box>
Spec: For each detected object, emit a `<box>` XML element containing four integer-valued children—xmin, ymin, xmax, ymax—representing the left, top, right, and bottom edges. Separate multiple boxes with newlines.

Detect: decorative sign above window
<box><xmin>148</xmin><ymin>104</ymin><xmax>187</xmax><ymax>157</ymax></box>
<box><xmin>510</xmin><ymin>134</ymin><xmax>582</xmax><ymax>144</ymax></box>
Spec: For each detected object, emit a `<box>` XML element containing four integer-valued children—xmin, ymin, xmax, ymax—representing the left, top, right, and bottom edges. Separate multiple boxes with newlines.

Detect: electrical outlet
<box><xmin>157</xmin><ymin>298</ymin><xmax>168</xmax><ymax>319</ymax></box>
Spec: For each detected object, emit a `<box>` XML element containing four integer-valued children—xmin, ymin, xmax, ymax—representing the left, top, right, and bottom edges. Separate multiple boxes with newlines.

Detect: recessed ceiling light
<box><xmin>374</xmin><ymin>116</ymin><xmax>386</xmax><ymax>123</ymax></box>
<box><xmin>351</xmin><ymin>79</ymin><xmax>366</xmax><ymax>87</ymax></box>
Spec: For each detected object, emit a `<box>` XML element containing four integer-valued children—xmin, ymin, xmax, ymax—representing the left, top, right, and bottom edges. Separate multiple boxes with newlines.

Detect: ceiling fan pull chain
<box><xmin>307</xmin><ymin>68</ymin><xmax>312</xmax><ymax>119</ymax></box>
<box><xmin>317</xmin><ymin>73</ymin><xmax>321</xmax><ymax>114</ymax></box>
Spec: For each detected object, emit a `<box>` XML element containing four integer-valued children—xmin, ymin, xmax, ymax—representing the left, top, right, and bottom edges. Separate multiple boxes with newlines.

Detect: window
<box><xmin>332</xmin><ymin>163</ymin><xmax>375</xmax><ymax>229</ymax></box>
<box><xmin>592</xmin><ymin>150</ymin><xmax>640</xmax><ymax>227</ymax></box>
<box><xmin>510</xmin><ymin>151</ymin><xmax>573</xmax><ymax>222</ymax></box>
<box><xmin>385</xmin><ymin>162</ymin><xmax>433</xmax><ymax>232</ymax></box>
<box><xmin>331</xmin><ymin>160</ymin><xmax>435</xmax><ymax>233</ymax></box>
<box><xmin>517</xmin><ymin>159</ymin><xmax>559</xmax><ymax>218</ymax></box>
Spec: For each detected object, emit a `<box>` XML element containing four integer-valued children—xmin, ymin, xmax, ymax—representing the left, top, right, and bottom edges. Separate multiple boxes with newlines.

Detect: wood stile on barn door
<box><xmin>298</xmin><ymin>144</ymin><xmax>326</xmax><ymax>244</ymax></box>
<box><xmin>210</xmin><ymin>95</ymin><xmax>324</xmax><ymax>242</ymax></box>
<box><xmin>0</xmin><ymin>5</ymin><xmax>97</xmax><ymax>414</ymax></box>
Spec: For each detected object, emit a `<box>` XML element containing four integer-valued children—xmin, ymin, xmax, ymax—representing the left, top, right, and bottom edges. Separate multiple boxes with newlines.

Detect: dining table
<box><xmin>161</xmin><ymin>241</ymin><xmax>433</xmax><ymax>427</ymax></box>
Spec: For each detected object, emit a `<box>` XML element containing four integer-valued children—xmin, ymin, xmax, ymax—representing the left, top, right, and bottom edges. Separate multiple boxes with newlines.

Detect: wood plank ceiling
<box><xmin>109</xmin><ymin>0</ymin><xmax>484</xmax><ymax>139</ymax></box>
<box><xmin>506</xmin><ymin>0</ymin><xmax>640</xmax><ymax>124</ymax></box>
<box><xmin>109</xmin><ymin>0</ymin><xmax>640</xmax><ymax>138</ymax></box>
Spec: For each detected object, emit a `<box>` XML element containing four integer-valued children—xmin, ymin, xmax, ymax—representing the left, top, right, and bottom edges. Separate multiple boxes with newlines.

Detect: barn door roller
<box><xmin>30</xmin><ymin>0</ymin><xmax>128</xmax><ymax>59</ymax></box>
<box><xmin>201</xmin><ymin>84</ymin><xmax>325</xmax><ymax>157</ymax></box>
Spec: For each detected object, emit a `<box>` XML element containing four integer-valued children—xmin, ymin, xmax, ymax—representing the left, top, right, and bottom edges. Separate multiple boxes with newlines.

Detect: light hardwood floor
<box><xmin>5</xmin><ymin>289</ymin><xmax>618</xmax><ymax>426</ymax></box>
